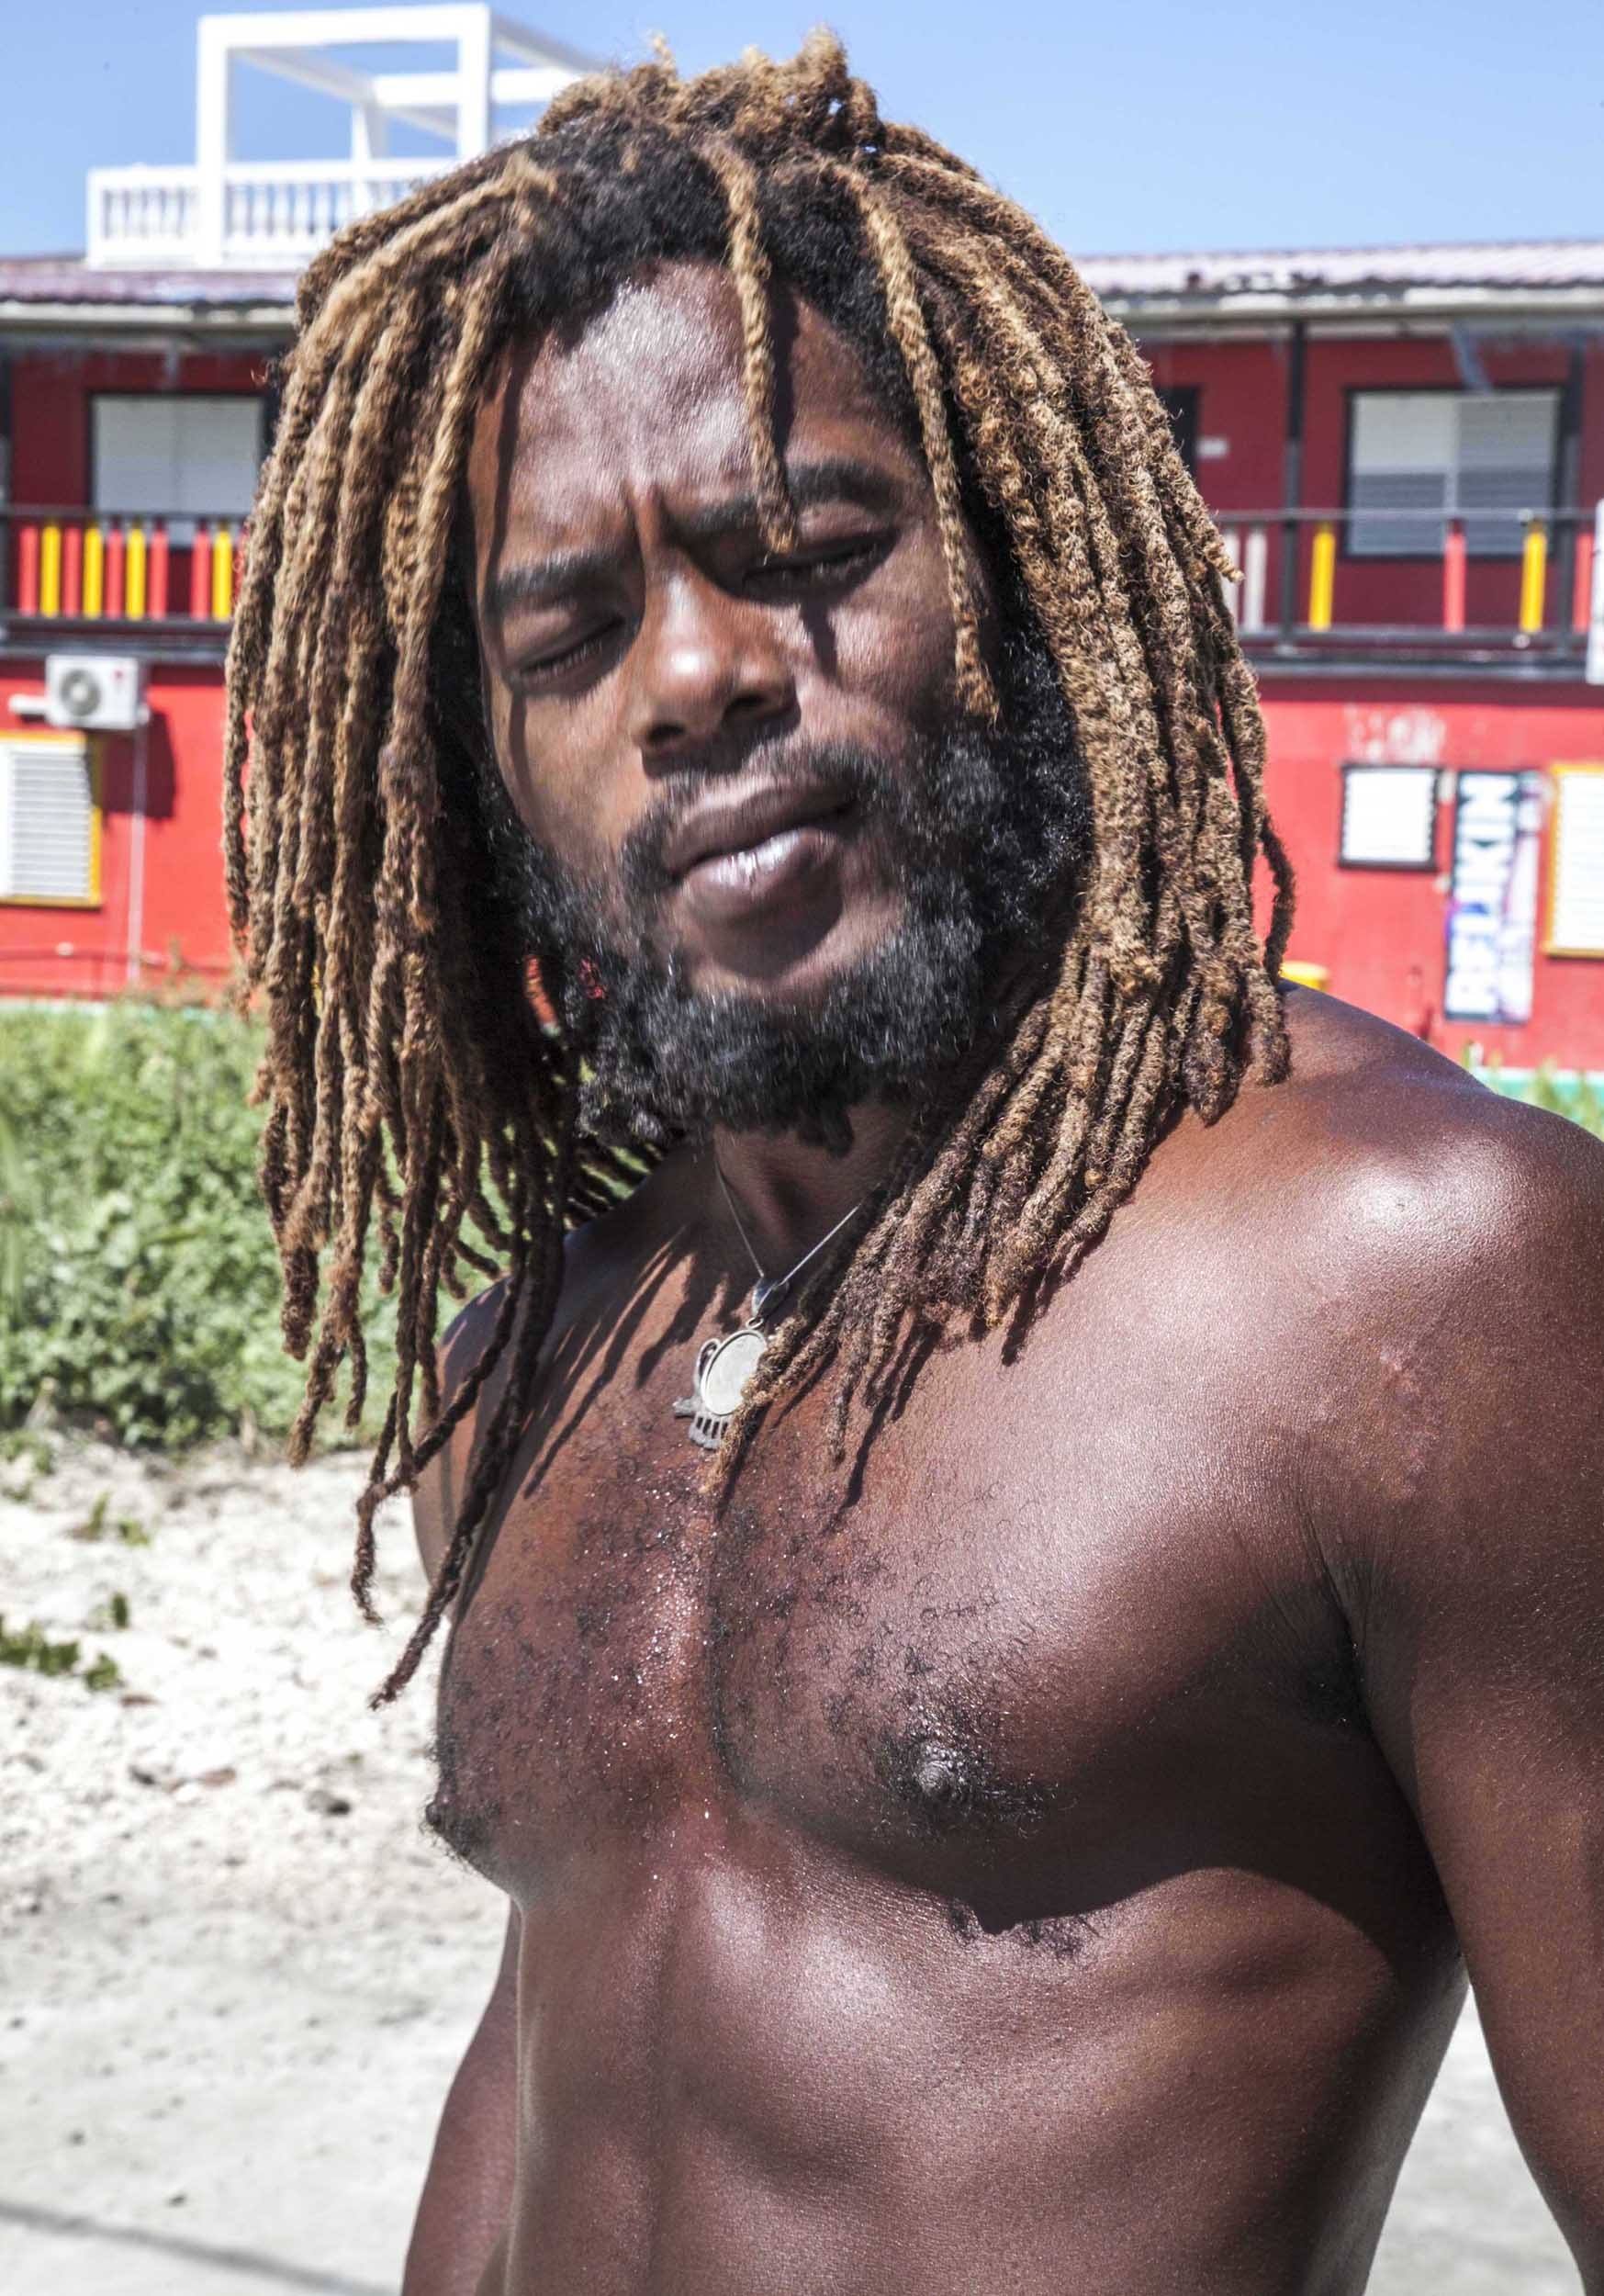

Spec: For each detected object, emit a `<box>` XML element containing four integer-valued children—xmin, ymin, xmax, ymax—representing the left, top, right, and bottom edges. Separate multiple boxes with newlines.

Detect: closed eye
<box><xmin>744</xmin><ymin>535</ymin><xmax>890</xmax><ymax>595</ymax></box>
<box><xmin>514</xmin><ymin>619</ymin><xmax>628</xmax><ymax>683</ymax></box>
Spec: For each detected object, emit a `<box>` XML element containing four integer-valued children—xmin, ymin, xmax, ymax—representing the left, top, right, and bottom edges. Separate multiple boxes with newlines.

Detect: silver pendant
<box><xmin>672</xmin><ymin>1323</ymin><xmax>768</xmax><ymax>1450</ymax></box>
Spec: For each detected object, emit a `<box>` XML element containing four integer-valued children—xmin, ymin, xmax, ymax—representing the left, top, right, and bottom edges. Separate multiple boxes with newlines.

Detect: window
<box><xmin>1346</xmin><ymin>389</ymin><xmax>1558</xmax><ymax>557</ymax></box>
<box><xmin>92</xmin><ymin>394</ymin><xmax>264</xmax><ymax>544</ymax></box>
<box><xmin>0</xmin><ymin>735</ymin><xmax>99</xmax><ymax>904</ymax></box>
<box><xmin>1157</xmin><ymin>386</ymin><xmax>1199</xmax><ymax>475</ymax></box>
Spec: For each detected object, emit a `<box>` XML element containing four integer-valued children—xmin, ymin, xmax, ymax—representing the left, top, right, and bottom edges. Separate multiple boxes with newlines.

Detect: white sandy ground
<box><xmin>0</xmin><ymin>1443</ymin><xmax>1581</xmax><ymax>2296</ymax></box>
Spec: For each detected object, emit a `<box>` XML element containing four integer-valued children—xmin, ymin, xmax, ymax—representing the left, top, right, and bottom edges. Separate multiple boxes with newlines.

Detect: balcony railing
<box><xmin>1218</xmin><ymin>504</ymin><xmax>1599</xmax><ymax>673</ymax></box>
<box><xmin>87</xmin><ymin>159</ymin><xmax>448</xmax><ymax>269</ymax></box>
<box><xmin>2</xmin><ymin>509</ymin><xmax>247</xmax><ymax>651</ymax></box>
<box><xmin>3</xmin><ymin>501</ymin><xmax>1598</xmax><ymax>679</ymax></box>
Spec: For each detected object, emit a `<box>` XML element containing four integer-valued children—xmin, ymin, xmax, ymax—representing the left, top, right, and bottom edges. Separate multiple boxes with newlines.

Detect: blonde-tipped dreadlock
<box><xmin>224</xmin><ymin>31</ymin><xmax>1294</xmax><ymax>1704</ymax></box>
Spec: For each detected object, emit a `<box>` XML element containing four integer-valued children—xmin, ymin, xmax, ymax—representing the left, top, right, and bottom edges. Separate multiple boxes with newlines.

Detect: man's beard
<box><xmin>472</xmin><ymin>621</ymin><xmax>1089</xmax><ymax>1149</ymax></box>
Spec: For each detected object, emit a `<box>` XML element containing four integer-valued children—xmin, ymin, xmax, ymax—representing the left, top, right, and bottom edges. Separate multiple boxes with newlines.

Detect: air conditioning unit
<box><xmin>44</xmin><ymin>654</ymin><xmax>147</xmax><ymax>733</ymax></box>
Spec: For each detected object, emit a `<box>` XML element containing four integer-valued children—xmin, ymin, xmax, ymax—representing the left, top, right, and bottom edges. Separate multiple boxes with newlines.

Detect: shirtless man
<box><xmin>225</xmin><ymin>39</ymin><xmax>1604</xmax><ymax>2296</ymax></box>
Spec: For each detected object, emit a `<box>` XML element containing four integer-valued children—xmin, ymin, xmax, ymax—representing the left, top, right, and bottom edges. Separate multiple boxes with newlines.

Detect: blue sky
<box><xmin>4</xmin><ymin>0</ymin><xmax>1599</xmax><ymax>260</ymax></box>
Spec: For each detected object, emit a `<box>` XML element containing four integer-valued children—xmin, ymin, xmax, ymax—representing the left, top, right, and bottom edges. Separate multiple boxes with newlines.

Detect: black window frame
<box><xmin>1336</xmin><ymin>761</ymin><xmax>1441</xmax><ymax>872</ymax></box>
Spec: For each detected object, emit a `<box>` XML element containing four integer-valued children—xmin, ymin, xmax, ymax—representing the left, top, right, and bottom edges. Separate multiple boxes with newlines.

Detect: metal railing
<box><xmin>4</xmin><ymin>500</ymin><xmax>1598</xmax><ymax>674</ymax></box>
<box><xmin>2</xmin><ymin>507</ymin><xmax>247</xmax><ymax>629</ymax></box>
<box><xmin>87</xmin><ymin>158</ymin><xmax>447</xmax><ymax>268</ymax></box>
<box><xmin>1217</xmin><ymin>503</ymin><xmax>1598</xmax><ymax>661</ymax></box>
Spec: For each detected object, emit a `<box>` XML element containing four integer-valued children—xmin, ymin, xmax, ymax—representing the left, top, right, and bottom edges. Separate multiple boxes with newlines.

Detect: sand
<box><xmin>0</xmin><ymin>1441</ymin><xmax>1579</xmax><ymax>2294</ymax></box>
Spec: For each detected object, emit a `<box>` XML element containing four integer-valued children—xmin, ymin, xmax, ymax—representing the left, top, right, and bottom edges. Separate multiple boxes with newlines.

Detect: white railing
<box><xmin>88</xmin><ymin>157</ymin><xmax>451</xmax><ymax>269</ymax></box>
<box><xmin>220</xmin><ymin>158</ymin><xmax>445</xmax><ymax>263</ymax></box>
<box><xmin>82</xmin><ymin>7</ymin><xmax>599</xmax><ymax>270</ymax></box>
<box><xmin>87</xmin><ymin>167</ymin><xmax>202</xmax><ymax>267</ymax></box>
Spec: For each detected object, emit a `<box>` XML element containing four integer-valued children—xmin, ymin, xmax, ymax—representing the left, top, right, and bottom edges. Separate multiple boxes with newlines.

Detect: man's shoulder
<box><xmin>434</xmin><ymin>1149</ymin><xmax>690</xmax><ymax>1379</ymax></box>
<box><xmin>1022</xmin><ymin>985</ymin><xmax>1604</xmax><ymax>1458</ymax></box>
<box><xmin>1038</xmin><ymin>988</ymin><xmax>1604</xmax><ymax>1633</ymax></box>
<box><xmin>1217</xmin><ymin>986</ymin><xmax>1604</xmax><ymax>1286</ymax></box>
<box><xmin>1222</xmin><ymin>992</ymin><xmax>1602</xmax><ymax>1552</ymax></box>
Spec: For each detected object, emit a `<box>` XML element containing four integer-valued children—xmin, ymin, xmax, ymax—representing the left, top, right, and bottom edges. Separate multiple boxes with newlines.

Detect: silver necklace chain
<box><xmin>713</xmin><ymin>1156</ymin><xmax>863</xmax><ymax>1325</ymax></box>
<box><xmin>673</xmin><ymin>1161</ymin><xmax>866</xmax><ymax>1448</ymax></box>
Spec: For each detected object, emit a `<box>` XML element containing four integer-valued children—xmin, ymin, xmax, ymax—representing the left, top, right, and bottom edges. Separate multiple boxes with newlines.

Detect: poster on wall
<box><xmin>1545</xmin><ymin>764</ymin><xmax>1604</xmax><ymax>958</ymax></box>
<box><xmin>1339</xmin><ymin>764</ymin><xmax>1439</xmax><ymax>869</ymax></box>
<box><xmin>1442</xmin><ymin>771</ymin><xmax>1544</xmax><ymax>1025</ymax></box>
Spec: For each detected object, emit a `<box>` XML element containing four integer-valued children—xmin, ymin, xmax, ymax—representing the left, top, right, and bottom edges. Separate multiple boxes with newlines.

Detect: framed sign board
<box><xmin>1545</xmin><ymin>763</ymin><xmax>1604</xmax><ymax>958</ymax></box>
<box><xmin>1443</xmin><ymin>770</ymin><xmax>1543</xmax><ymax>1025</ymax></box>
<box><xmin>1339</xmin><ymin>764</ymin><xmax>1439</xmax><ymax>870</ymax></box>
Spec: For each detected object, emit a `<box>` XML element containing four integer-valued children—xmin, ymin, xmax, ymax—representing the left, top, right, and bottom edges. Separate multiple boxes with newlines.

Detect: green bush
<box><xmin>0</xmin><ymin>1001</ymin><xmax>394</xmax><ymax>1447</ymax></box>
<box><xmin>1473</xmin><ymin>1059</ymin><xmax>1604</xmax><ymax>1141</ymax></box>
<box><xmin>1</xmin><ymin>1002</ymin><xmax>1599</xmax><ymax>1453</ymax></box>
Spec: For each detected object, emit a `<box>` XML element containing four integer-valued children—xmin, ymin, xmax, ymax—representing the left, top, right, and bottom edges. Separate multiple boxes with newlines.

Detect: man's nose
<box><xmin>628</xmin><ymin>571</ymin><xmax>795</xmax><ymax>767</ymax></box>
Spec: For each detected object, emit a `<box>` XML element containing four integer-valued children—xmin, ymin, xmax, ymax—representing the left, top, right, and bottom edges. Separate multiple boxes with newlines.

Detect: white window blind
<box><xmin>1348</xmin><ymin>390</ymin><xmax>1558</xmax><ymax>557</ymax></box>
<box><xmin>92</xmin><ymin>394</ymin><xmax>264</xmax><ymax>544</ymax></box>
<box><xmin>0</xmin><ymin>737</ymin><xmax>96</xmax><ymax>902</ymax></box>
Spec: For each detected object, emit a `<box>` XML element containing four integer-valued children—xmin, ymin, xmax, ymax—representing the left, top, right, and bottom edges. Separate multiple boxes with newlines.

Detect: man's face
<box><xmin>465</xmin><ymin>261</ymin><xmax>980</xmax><ymax>1005</ymax></box>
<box><xmin>461</xmin><ymin>260</ymin><xmax>1084</xmax><ymax>1138</ymax></box>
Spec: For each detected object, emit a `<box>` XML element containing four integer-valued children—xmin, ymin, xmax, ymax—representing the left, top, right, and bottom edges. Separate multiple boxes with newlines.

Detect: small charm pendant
<box><xmin>672</xmin><ymin>1322</ymin><xmax>768</xmax><ymax>1450</ymax></box>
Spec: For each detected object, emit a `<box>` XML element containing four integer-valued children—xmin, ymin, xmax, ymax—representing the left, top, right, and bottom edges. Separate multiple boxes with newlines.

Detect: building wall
<box><xmin>1145</xmin><ymin>333</ymin><xmax>1604</xmax><ymax>631</ymax></box>
<box><xmin>8</xmin><ymin>651</ymin><xmax>1599</xmax><ymax>1068</ymax></box>
<box><xmin>11</xmin><ymin>343</ymin><xmax>272</xmax><ymax>507</ymax></box>
<box><xmin>1262</xmin><ymin>681</ymin><xmax>1604</xmax><ymax>1068</ymax></box>
<box><xmin>4</xmin><ymin>337</ymin><xmax>1602</xmax><ymax>1063</ymax></box>
<box><xmin>0</xmin><ymin>660</ymin><xmax>231</xmax><ymax>999</ymax></box>
<box><xmin>4</xmin><ymin>345</ymin><xmax>271</xmax><ymax>996</ymax></box>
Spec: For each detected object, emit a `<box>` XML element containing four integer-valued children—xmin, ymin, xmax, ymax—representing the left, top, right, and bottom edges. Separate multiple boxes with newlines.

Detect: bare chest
<box><xmin>429</xmin><ymin>1336</ymin><xmax>1359</xmax><ymax>1928</ymax></box>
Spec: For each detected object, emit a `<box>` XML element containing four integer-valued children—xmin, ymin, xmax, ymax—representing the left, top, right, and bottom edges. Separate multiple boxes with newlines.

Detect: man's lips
<box><xmin>662</xmin><ymin>782</ymin><xmax>861</xmax><ymax>929</ymax></box>
<box><xmin>661</xmin><ymin>781</ymin><xmax>858</xmax><ymax>881</ymax></box>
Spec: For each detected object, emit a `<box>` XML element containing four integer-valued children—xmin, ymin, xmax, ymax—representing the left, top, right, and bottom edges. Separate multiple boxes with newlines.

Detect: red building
<box><xmin>0</xmin><ymin>265</ymin><xmax>286</xmax><ymax>999</ymax></box>
<box><xmin>0</xmin><ymin>5</ymin><xmax>594</xmax><ymax>1005</ymax></box>
<box><xmin>1082</xmin><ymin>240</ymin><xmax>1604</xmax><ymax>1067</ymax></box>
<box><xmin>1</xmin><ymin>17</ymin><xmax>1600</xmax><ymax>1064</ymax></box>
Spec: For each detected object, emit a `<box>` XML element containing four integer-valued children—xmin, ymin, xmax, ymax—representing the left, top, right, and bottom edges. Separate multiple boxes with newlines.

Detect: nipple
<box><xmin>877</xmin><ymin>1717</ymin><xmax>1050</xmax><ymax>1840</ymax></box>
<box><xmin>908</xmin><ymin>1739</ymin><xmax>968</xmax><ymax>1809</ymax></box>
<box><xmin>891</xmin><ymin>1732</ymin><xmax>975</xmax><ymax>1829</ymax></box>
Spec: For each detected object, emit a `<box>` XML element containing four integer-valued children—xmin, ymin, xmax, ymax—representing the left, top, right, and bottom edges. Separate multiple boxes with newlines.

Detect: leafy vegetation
<box><xmin>1471</xmin><ymin>1057</ymin><xmax>1604</xmax><ymax>1140</ymax></box>
<box><xmin>0</xmin><ymin>1615</ymin><xmax>122</xmax><ymax>1693</ymax></box>
<box><xmin>0</xmin><ymin>1001</ymin><xmax>395</xmax><ymax>1448</ymax></box>
<box><xmin>0</xmin><ymin>1002</ymin><xmax>1598</xmax><ymax>1455</ymax></box>
<box><xmin>66</xmin><ymin>1491</ymin><xmax>151</xmax><ymax>1546</ymax></box>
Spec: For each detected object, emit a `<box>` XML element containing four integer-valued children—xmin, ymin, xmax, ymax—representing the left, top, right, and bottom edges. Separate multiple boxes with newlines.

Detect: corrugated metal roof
<box><xmin>2</xmin><ymin>237</ymin><xmax>1600</xmax><ymax>316</ymax></box>
<box><xmin>0</xmin><ymin>255</ymin><xmax>297</xmax><ymax>308</ymax></box>
<box><xmin>1075</xmin><ymin>239</ymin><xmax>1604</xmax><ymax>299</ymax></box>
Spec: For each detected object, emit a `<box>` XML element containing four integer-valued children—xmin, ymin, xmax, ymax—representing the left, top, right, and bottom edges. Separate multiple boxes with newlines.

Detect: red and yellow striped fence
<box><xmin>8</xmin><ymin>512</ymin><xmax>247</xmax><ymax>624</ymax></box>
<box><xmin>6</xmin><ymin>504</ymin><xmax>1596</xmax><ymax>649</ymax></box>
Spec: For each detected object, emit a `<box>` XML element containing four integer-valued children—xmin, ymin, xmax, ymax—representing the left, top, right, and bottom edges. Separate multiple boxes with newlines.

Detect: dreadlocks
<box><xmin>223</xmin><ymin>32</ymin><xmax>1295</xmax><ymax>1705</ymax></box>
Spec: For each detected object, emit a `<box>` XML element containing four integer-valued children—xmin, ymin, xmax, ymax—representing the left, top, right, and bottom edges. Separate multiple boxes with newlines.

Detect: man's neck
<box><xmin>706</xmin><ymin>1101</ymin><xmax>910</xmax><ymax>1278</ymax></box>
